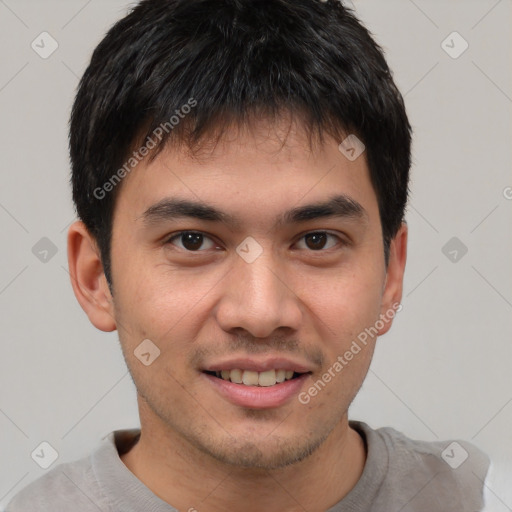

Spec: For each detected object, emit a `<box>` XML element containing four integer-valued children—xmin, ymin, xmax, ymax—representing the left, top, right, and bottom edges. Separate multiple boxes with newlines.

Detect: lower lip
<box><xmin>201</xmin><ymin>372</ymin><xmax>310</xmax><ymax>409</ymax></box>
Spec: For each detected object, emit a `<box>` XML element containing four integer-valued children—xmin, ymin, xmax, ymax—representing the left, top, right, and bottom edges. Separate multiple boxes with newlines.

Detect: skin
<box><xmin>68</xmin><ymin>117</ymin><xmax>407</xmax><ymax>512</ymax></box>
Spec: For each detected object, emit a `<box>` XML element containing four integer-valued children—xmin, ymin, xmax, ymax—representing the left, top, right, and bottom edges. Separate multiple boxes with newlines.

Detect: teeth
<box><xmin>215</xmin><ymin>368</ymin><xmax>299</xmax><ymax>386</ymax></box>
<box><xmin>258</xmin><ymin>370</ymin><xmax>276</xmax><ymax>387</ymax></box>
<box><xmin>229</xmin><ymin>369</ymin><xmax>243</xmax><ymax>384</ymax></box>
<box><xmin>276</xmin><ymin>369</ymin><xmax>286</xmax><ymax>383</ymax></box>
<box><xmin>242</xmin><ymin>370</ymin><xmax>259</xmax><ymax>386</ymax></box>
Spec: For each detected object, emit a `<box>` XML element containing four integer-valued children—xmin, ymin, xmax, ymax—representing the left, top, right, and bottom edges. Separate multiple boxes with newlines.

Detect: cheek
<box><xmin>295</xmin><ymin>264</ymin><xmax>384</xmax><ymax>338</ymax></box>
<box><xmin>114</xmin><ymin>262</ymin><xmax>224</xmax><ymax>347</ymax></box>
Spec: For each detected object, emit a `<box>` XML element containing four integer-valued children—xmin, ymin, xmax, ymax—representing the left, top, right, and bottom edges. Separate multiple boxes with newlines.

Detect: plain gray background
<box><xmin>0</xmin><ymin>0</ymin><xmax>511</xmax><ymax>509</ymax></box>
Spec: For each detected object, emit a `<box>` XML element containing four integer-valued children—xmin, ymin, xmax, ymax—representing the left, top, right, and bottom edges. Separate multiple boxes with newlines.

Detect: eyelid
<box><xmin>293</xmin><ymin>231</ymin><xmax>344</xmax><ymax>251</ymax></box>
<box><xmin>165</xmin><ymin>230</ymin><xmax>220</xmax><ymax>251</ymax></box>
<box><xmin>164</xmin><ymin>230</ymin><xmax>346</xmax><ymax>252</ymax></box>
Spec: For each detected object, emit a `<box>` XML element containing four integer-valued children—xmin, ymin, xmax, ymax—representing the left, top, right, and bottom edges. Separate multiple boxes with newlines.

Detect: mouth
<box><xmin>201</xmin><ymin>369</ymin><xmax>312</xmax><ymax>409</ymax></box>
<box><xmin>200</xmin><ymin>357</ymin><xmax>315</xmax><ymax>408</ymax></box>
<box><xmin>203</xmin><ymin>369</ymin><xmax>310</xmax><ymax>387</ymax></box>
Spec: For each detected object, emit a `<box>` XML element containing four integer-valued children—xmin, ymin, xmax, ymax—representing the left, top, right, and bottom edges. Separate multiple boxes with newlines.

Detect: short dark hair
<box><xmin>70</xmin><ymin>0</ymin><xmax>411</xmax><ymax>289</ymax></box>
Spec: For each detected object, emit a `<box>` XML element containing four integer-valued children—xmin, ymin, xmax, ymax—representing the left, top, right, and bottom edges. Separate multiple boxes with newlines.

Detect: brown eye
<box><xmin>296</xmin><ymin>232</ymin><xmax>341</xmax><ymax>251</ymax></box>
<box><xmin>167</xmin><ymin>231</ymin><xmax>217</xmax><ymax>251</ymax></box>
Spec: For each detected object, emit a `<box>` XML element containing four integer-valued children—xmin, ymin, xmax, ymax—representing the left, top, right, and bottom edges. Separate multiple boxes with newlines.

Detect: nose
<box><xmin>214</xmin><ymin>247</ymin><xmax>303</xmax><ymax>339</ymax></box>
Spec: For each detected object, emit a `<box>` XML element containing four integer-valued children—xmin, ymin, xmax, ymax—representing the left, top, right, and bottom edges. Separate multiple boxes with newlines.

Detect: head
<box><xmin>68</xmin><ymin>0</ymin><xmax>410</xmax><ymax>470</ymax></box>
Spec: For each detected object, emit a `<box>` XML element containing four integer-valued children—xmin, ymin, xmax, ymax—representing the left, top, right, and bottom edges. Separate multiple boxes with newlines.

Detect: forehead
<box><xmin>113</xmin><ymin>118</ymin><xmax>379</xmax><ymax>231</ymax></box>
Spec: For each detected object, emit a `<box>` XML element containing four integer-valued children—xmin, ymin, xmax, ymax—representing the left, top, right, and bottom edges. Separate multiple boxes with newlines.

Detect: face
<box><xmin>79</xmin><ymin>118</ymin><xmax>405</xmax><ymax>470</ymax></box>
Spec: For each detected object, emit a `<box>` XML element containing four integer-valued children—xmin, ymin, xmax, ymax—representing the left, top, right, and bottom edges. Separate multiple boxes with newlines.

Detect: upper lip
<box><xmin>202</xmin><ymin>357</ymin><xmax>313</xmax><ymax>374</ymax></box>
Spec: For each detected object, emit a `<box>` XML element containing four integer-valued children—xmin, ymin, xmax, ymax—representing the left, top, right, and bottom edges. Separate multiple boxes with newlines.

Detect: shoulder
<box><xmin>352</xmin><ymin>421</ymin><xmax>491</xmax><ymax>511</ymax></box>
<box><xmin>5</xmin><ymin>445</ymin><xmax>110</xmax><ymax>512</ymax></box>
<box><xmin>377</xmin><ymin>423</ymin><xmax>490</xmax><ymax>480</ymax></box>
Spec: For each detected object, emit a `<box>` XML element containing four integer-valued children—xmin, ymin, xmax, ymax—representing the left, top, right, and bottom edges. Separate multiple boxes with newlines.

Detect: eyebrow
<box><xmin>140</xmin><ymin>194</ymin><xmax>368</xmax><ymax>231</ymax></box>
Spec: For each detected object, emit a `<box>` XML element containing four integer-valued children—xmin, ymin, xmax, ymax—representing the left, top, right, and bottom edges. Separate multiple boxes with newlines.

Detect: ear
<box><xmin>378</xmin><ymin>222</ymin><xmax>407</xmax><ymax>336</ymax></box>
<box><xmin>67</xmin><ymin>220</ymin><xmax>117</xmax><ymax>332</ymax></box>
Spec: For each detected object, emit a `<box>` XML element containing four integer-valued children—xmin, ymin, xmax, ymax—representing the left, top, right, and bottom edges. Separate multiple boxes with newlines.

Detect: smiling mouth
<box><xmin>203</xmin><ymin>369</ymin><xmax>310</xmax><ymax>387</ymax></box>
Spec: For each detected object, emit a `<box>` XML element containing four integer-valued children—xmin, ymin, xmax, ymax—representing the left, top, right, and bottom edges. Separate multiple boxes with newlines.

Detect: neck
<box><xmin>121</xmin><ymin>404</ymin><xmax>366</xmax><ymax>512</ymax></box>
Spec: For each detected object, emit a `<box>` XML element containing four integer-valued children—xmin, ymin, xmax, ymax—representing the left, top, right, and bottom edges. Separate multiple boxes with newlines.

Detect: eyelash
<box><xmin>164</xmin><ymin>230</ymin><xmax>345</xmax><ymax>253</ymax></box>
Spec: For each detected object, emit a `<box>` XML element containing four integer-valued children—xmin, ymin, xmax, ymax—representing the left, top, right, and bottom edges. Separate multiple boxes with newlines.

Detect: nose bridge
<box><xmin>239</xmin><ymin>247</ymin><xmax>282</xmax><ymax>302</ymax></box>
<box><xmin>215</xmin><ymin>240</ymin><xmax>302</xmax><ymax>338</ymax></box>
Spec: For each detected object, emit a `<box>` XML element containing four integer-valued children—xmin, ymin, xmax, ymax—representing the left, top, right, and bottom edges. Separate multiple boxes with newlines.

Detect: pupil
<box><xmin>182</xmin><ymin>232</ymin><xmax>203</xmax><ymax>250</ymax></box>
<box><xmin>305</xmin><ymin>233</ymin><xmax>326</xmax><ymax>250</ymax></box>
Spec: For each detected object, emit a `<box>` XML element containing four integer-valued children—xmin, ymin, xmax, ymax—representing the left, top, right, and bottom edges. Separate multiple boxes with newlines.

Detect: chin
<box><xmin>192</xmin><ymin>429</ymin><xmax>330</xmax><ymax>470</ymax></box>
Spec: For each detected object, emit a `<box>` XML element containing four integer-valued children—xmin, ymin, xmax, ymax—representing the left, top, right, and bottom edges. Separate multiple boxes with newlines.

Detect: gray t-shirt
<box><xmin>6</xmin><ymin>420</ymin><xmax>490</xmax><ymax>511</ymax></box>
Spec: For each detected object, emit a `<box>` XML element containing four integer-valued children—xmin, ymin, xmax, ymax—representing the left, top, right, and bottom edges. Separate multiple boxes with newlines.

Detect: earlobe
<box><xmin>378</xmin><ymin>223</ymin><xmax>407</xmax><ymax>336</ymax></box>
<box><xmin>67</xmin><ymin>221</ymin><xmax>117</xmax><ymax>332</ymax></box>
